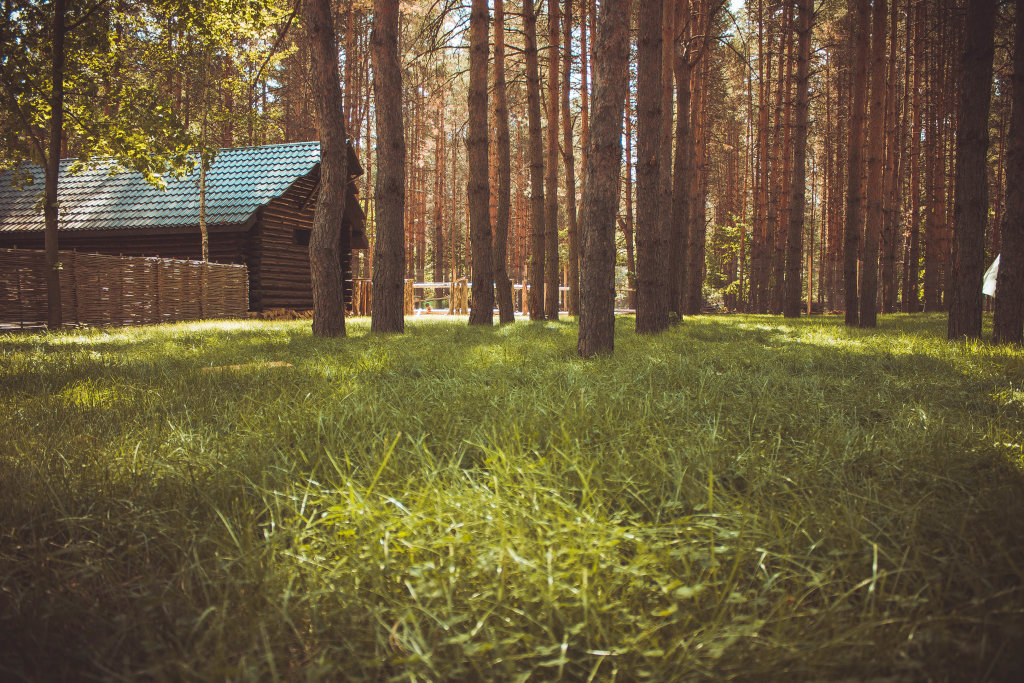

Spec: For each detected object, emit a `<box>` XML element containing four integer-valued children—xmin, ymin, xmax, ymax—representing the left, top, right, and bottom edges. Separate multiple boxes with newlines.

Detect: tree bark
<box><xmin>562</xmin><ymin>0</ymin><xmax>580</xmax><ymax>317</ymax></box>
<box><xmin>468</xmin><ymin>0</ymin><xmax>494</xmax><ymax>325</ymax></box>
<box><xmin>544</xmin><ymin>0</ymin><xmax>561</xmax><ymax>319</ymax></box>
<box><xmin>948</xmin><ymin>0</ymin><xmax>995</xmax><ymax>339</ymax></box>
<box><xmin>903</xmin><ymin>0</ymin><xmax>923</xmax><ymax>312</ymax></box>
<box><xmin>305</xmin><ymin>0</ymin><xmax>349</xmax><ymax>337</ymax></box>
<box><xmin>578</xmin><ymin>0</ymin><xmax>633</xmax><ymax>356</ymax></box>
<box><xmin>784</xmin><ymin>0</ymin><xmax>812</xmax><ymax>318</ymax></box>
<box><xmin>859</xmin><ymin>0</ymin><xmax>887</xmax><ymax>328</ymax></box>
<box><xmin>44</xmin><ymin>0</ymin><xmax>66</xmax><ymax>329</ymax></box>
<box><xmin>844</xmin><ymin>0</ymin><xmax>870</xmax><ymax>327</ymax></box>
<box><xmin>636</xmin><ymin>0</ymin><xmax>668</xmax><ymax>333</ymax></box>
<box><xmin>524</xmin><ymin>0</ymin><xmax>547</xmax><ymax>319</ymax></box>
<box><xmin>994</xmin><ymin>0</ymin><xmax>1024</xmax><ymax>343</ymax></box>
<box><xmin>370</xmin><ymin>0</ymin><xmax>405</xmax><ymax>333</ymax></box>
<box><xmin>493</xmin><ymin>0</ymin><xmax>515</xmax><ymax>323</ymax></box>
<box><xmin>671</xmin><ymin>0</ymin><xmax>691</xmax><ymax>318</ymax></box>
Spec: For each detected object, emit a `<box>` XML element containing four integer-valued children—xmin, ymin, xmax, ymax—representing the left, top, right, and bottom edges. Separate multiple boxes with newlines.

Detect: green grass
<box><xmin>2</xmin><ymin>313</ymin><xmax>1023</xmax><ymax>680</ymax></box>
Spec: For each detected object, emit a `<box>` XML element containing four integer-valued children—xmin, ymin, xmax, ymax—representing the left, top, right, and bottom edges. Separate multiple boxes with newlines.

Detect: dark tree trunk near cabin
<box><xmin>563</xmin><ymin>0</ymin><xmax>580</xmax><ymax>317</ymax></box>
<box><xmin>468</xmin><ymin>0</ymin><xmax>494</xmax><ymax>326</ymax></box>
<box><xmin>844</xmin><ymin>0</ymin><xmax>871</xmax><ymax>327</ymax></box>
<box><xmin>859</xmin><ymin>0</ymin><xmax>886</xmax><ymax>329</ymax></box>
<box><xmin>524</xmin><ymin>0</ymin><xmax>547</xmax><ymax>320</ymax></box>
<box><xmin>994</xmin><ymin>0</ymin><xmax>1024</xmax><ymax>343</ymax></box>
<box><xmin>544</xmin><ymin>0</ymin><xmax>561</xmax><ymax>319</ymax></box>
<box><xmin>784</xmin><ymin>0</ymin><xmax>812</xmax><ymax>318</ymax></box>
<box><xmin>370</xmin><ymin>0</ymin><xmax>405</xmax><ymax>333</ymax></box>
<box><xmin>493</xmin><ymin>0</ymin><xmax>515</xmax><ymax>323</ymax></box>
<box><xmin>305</xmin><ymin>0</ymin><xmax>349</xmax><ymax>337</ymax></box>
<box><xmin>44</xmin><ymin>0</ymin><xmax>66</xmax><ymax>329</ymax></box>
<box><xmin>636</xmin><ymin>0</ymin><xmax>668</xmax><ymax>334</ymax></box>
<box><xmin>948</xmin><ymin>0</ymin><xmax>995</xmax><ymax>340</ymax></box>
<box><xmin>578</xmin><ymin>0</ymin><xmax>633</xmax><ymax>357</ymax></box>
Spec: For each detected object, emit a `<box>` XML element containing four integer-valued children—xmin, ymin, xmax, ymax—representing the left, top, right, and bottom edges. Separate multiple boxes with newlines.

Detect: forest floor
<box><xmin>2</xmin><ymin>314</ymin><xmax>1023</xmax><ymax>680</ymax></box>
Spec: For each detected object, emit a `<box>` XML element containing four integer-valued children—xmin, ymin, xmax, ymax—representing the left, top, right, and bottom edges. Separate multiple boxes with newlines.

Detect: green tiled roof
<box><xmin>0</xmin><ymin>141</ymin><xmax>324</xmax><ymax>233</ymax></box>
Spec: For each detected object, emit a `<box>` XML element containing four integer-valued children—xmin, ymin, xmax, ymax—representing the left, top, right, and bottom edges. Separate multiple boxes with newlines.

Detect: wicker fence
<box><xmin>0</xmin><ymin>248</ymin><xmax>248</xmax><ymax>329</ymax></box>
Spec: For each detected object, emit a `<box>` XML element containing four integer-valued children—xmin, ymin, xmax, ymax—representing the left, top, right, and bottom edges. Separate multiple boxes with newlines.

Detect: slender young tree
<box><xmin>544</xmin><ymin>0</ymin><xmax>561</xmax><ymax>319</ymax></box>
<box><xmin>370</xmin><ymin>0</ymin><xmax>405</xmax><ymax>333</ymax></box>
<box><xmin>468</xmin><ymin>0</ymin><xmax>494</xmax><ymax>325</ymax></box>
<box><xmin>578</xmin><ymin>0</ymin><xmax>633</xmax><ymax>356</ymax></box>
<box><xmin>636</xmin><ymin>0</ymin><xmax>668</xmax><ymax>333</ymax></box>
<box><xmin>859</xmin><ymin>0</ymin><xmax>887</xmax><ymax>328</ymax></box>
<box><xmin>305</xmin><ymin>0</ymin><xmax>349</xmax><ymax>336</ymax></box>
<box><xmin>784</xmin><ymin>0</ymin><xmax>813</xmax><ymax>318</ymax></box>
<box><xmin>995</xmin><ymin>0</ymin><xmax>1024</xmax><ymax>343</ymax></box>
<box><xmin>524</xmin><ymin>0</ymin><xmax>547</xmax><ymax>319</ymax></box>
<box><xmin>948</xmin><ymin>0</ymin><xmax>996</xmax><ymax>339</ymax></box>
<box><xmin>671</xmin><ymin>0</ymin><xmax>692</xmax><ymax>319</ymax></box>
<box><xmin>493</xmin><ymin>0</ymin><xmax>515</xmax><ymax>323</ymax></box>
<box><xmin>563</xmin><ymin>0</ymin><xmax>580</xmax><ymax>317</ymax></box>
<box><xmin>844</xmin><ymin>0</ymin><xmax>871</xmax><ymax>327</ymax></box>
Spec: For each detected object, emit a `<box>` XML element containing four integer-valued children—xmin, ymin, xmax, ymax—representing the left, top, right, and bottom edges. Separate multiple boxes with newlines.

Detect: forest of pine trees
<box><xmin>3</xmin><ymin>0</ymin><xmax>1022</xmax><ymax>344</ymax></box>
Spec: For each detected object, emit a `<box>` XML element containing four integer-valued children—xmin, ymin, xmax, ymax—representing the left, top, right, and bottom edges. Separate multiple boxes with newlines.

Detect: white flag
<box><xmin>983</xmin><ymin>255</ymin><xmax>1000</xmax><ymax>297</ymax></box>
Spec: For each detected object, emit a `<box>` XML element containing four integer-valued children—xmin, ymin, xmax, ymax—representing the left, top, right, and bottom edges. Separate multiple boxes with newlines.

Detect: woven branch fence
<box><xmin>0</xmin><ymin>248</ymin><xmax>248</xmax><ymax>329</ymax></box>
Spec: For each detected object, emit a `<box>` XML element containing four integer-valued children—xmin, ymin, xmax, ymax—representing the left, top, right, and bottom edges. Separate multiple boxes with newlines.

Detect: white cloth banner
<box><xmin>983</xmin><ymin>255</ymin><xmax>1000</xmax><ymax>297</ymax></box>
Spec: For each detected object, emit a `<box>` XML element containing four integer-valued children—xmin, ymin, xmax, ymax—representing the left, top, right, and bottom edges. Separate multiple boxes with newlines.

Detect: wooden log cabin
<box><xmin>0</xmin><ymin>141</ymin><xmax>367</xmax><ymax>311</ymax></box>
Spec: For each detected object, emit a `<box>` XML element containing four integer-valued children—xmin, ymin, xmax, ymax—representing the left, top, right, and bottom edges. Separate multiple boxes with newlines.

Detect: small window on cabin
<box><xmin>293</xmin><ymin>228</ymin><xmax>311</xmax><ymax>247</ymax></box>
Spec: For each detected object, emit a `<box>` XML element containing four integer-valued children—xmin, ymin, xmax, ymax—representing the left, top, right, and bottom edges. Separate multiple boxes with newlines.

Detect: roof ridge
<box><xmin>57</xmin><ymin>140</ymin><xmax>322</xmax><ymax>162</ymax></box>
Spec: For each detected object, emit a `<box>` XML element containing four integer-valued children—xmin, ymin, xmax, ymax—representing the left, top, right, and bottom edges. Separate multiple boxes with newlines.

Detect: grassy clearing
<box><xmin>1</xmin><ymin>313</ymin><xmax>1023</xmax><ymax>680</ymax></box>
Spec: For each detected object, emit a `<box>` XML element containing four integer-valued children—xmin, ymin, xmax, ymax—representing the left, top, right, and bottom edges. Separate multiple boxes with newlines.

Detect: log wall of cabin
<box><xmin>249</xmin><ymin>173</ymin><xmax>354</xmax><ymax>312</ymax></box>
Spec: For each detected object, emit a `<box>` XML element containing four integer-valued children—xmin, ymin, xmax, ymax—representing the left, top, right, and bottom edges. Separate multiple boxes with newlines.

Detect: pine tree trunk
<box><xmin>493</xmin><ymin>0</ymin><xmax>515</xmax><ymax>323</ymax></box>
<box><xmin>903</xmin><ymin>0</ymin><xmax>923</xmax><ymax>312</ymax></box>
<box><xmin>671</xmin><ymin>0</ymin><xmax>691</xmax><ymax>319</ymax></box>
<box><xmin>468</xmin><ymin>0</ymin><xmax>494</xmax><ymax>325</ymax></box>
<box><xmin>624</xmin><ymin>88</ymin><xmax>637</xmax><ymax>308</ymax></box>
<box><xmin>562</xmin><ymin>0</ymin><xmax>580</xmax><ymax>317</ymax></box>
<box><xmin>859</xmin><ymin>0</ymin><xmax>886</xmax><ymax>328</ymax></box>
<box><xmin>844</xmin><ymin>0</ymin><xmax>871</xmax><ymax>327</ymax></box>
<box><xmin>636</xmin><ymin>0</ymin><xmax>668</xmax><ymax>333</ymax></box>
<box><xmin>994</xmin><ymin>0</ymin><xmax>1024</xmax><ymax>343</ymax></box>
<box><xmin>44</xmin><ymin>0</ymin><xmax>66</xmax><ymax>329</ymax></box>
<box><xmin>524</xmin><ymin>0</ymin><xmax>547</xmax><ymax>319</ymax></box>
<box><xmin>578</xmin><ymin>0</ymin><xmax>633</xmax><ymax>356</ymax></box>
<box><xmin>305</xmin><ymin>0</ymin><xmax>349</xmax><ymax>337</ymax></box>
<box><xmin>660</xmin><ymin>0</ymin><xmax>676</xmax><ymax>316</ymax></box>
<box><xmin>370</xmin><ymin>0</ymin><xmax>404</xmax><ymax>333</ymax></box>
<box><xmin>948</xmin><ymin>0</ymin><xmax>995</xmax><ymax>339</ymax></box>
<box><xmin>784</xmin><ymin>0</ymin><xmax>812</xmax><ymax>318</ymax></box>
<box><xmin>545</xmin><ymin>0</ymin><xmax>561</xmax><ymax>319</ymax></box>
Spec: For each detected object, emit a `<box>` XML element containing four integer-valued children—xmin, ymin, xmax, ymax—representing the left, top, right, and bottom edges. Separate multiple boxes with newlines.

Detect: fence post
<box><xmin>404</xmin><ymin>279</ymin><xmax>414</xmax><ymax>315</ymax></box>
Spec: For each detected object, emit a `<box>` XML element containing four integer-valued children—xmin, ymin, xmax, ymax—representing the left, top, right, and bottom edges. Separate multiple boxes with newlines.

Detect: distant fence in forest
<box><xmin>0</xmin><ymin>248</ymin><xmax>248</xmax><ymax>329</ymax></box>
